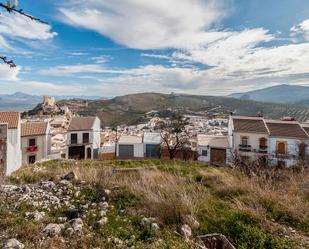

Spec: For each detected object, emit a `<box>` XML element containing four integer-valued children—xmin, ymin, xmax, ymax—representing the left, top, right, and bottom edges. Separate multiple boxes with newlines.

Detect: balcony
<box><xmin>27</xmin><ymin>145</ymin><xmax>38</xmax><ymax>153</ymax></box>
<box><xmin>239</xmin><ymin>144</ymin><xmax>251</xmax><ymax>152</ymax></box>
<box><xmin>258</xmin><ymin>146</ymin><xmax>268</xmax><ymax>153</ymax></box>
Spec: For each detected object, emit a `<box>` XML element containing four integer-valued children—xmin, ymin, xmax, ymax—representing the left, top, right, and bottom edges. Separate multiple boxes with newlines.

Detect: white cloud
<box><xmin>91</xmin><ymin>55</ymin><xmax>111</xmax><ymax>64</ymax></box>
<box><xmin>0</xmin><ymin>35</ymin><xmax>11</xmax><ymax>50</ymax></box>
<box><xmin>55</xmin><ymin>3</ymin><xmax>309</xmax><ymax>95</ymax></box>
<box><xmin>291</xmin><ymin>19</ymin><xmax>309</xmax><ymax>41</ymax></box>
<box><xmin>0</xmin><ymin>12</ymin><xmax>57</xmax><ymax>40</ymax></box>
<box><xmin>39</xmin><ymin>64</ymin><xmax>109</xmax><ymax>76</ymax></box>
<box><xmin>60</xmin><ymin>0</ymin><xmax>229</xmax><ymax>49</ymax></box>
<box><xmin>0</xmin><ymin>64</ymin><xmax>20</xmax><ymax>80</ymax></box>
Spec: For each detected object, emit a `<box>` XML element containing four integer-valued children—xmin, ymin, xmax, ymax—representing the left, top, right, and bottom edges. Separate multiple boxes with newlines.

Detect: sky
<box><xmin>1</xmin><ymin>0</ymin><xmax>309</xmax><ymax>97</ymax></box>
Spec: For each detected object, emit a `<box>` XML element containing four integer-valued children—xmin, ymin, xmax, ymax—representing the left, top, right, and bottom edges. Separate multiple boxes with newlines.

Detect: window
<box><xmin>28</xmin><ymin>138</ymin><xmax>36</xmax><ymax>146</ymax></box>
<box><xmin>277</xmin><ymin>141</ymin><xmax>287</xmax><ymax>155</ymax></box>
<box><xmin>71</xmin><ymin>133</ymin><xmax>78</xmax><ymax>144</ymax></box>
<box><xmin>259</xmin><ymin>137</ymin><xmax>267</xmax><ymax>148</ymax></box>
<box><xmin>28</xmin><ymin>155</ymin><xmax>36</xmax><ymax>164</ymax></box>
<box><xmin>202</xmin><ymin>150</ymin><xmax>208</xmax><ymax>156</ymax></box>
<box><xmin>298</xmin><ymin>143</ymin><xmax>308</xmax><ymax>158</ymax></box>
<box><xmin>241</xmin><ymin>136</ymin><xmax>248</xmax><ymax>146</ymax></box>
<box><xmin>83</xmin><ymin>133</ymin><xmax>89</xmax><ymax>144</ymax></box>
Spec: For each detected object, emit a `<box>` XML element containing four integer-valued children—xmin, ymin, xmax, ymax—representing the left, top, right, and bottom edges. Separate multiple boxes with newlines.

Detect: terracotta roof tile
<box><xmin>0</xmin><ymin>112</ymin><xmax>20</xmax><ymax>129</ymax></box>
<box><xmin>68</xmin><ymin>117</ymin><xmax>96</xmax><ymax>131</ymax></box>
<box><xmin>232</xmin><ymin>116</ymin><xmax>268</xmax><ymax>134</ymax></box>
<box><xmin>21</xmin><ymin>122</ymin><xmax>48</xmax><ymax>137</ymax></box>
<box><xmin>266</xmin><ymin>120</ymin><xmax>308</xmax><ymax>139</ymax></box>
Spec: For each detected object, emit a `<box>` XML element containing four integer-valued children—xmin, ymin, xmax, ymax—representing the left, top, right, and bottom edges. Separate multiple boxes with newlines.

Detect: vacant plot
<box><xmin>3</xmin><ymin>159</ymin><xmax>309</xmax><ymax>248</ymax></box>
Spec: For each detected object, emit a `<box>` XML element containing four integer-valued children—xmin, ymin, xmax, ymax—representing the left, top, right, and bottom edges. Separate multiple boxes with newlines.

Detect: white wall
<box><xmin>6</xmin><ymin>125</ymin><xmax>22</xmax><ymax>175</ymax></box>
<box><xmin>134</xmin><ymin>143</ymin><xmax>144</xmax><ymax>157</ymax></box>
<box><xmin>116</xmin><ymin>143</ymin><xmax>144</xmax><ymax>158</ymax></box>
<box><xmin>21</xmin><ymin>135</ymin><xmax>48</xmax><ymax>165</ymax></box>
<box><xmin>197</xmin><ymin>146</ymin><xmax>210</xmax><ymax>162</ymax></box>
<box><xmin>92</xmin><ymin>117</ymin><xmax>101</xmax><ymax>150</ymax></box>
<box><xmin>233</xmin><ymin>132</ymin><xmax>269</xmax><ymax>153</ymax></box>
<box><xmin>66</xmin><ymin>117</ymin><xmax>101</xmax><ymax>160</ymax></box>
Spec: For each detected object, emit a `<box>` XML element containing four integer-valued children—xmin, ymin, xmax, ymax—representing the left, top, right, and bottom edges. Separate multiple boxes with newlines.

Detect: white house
<box><xmin>228</xmin><ymin>115</ymin><xmax>309</xmax><ymax>167</ymax></box>
<box><xmin>0</xmin><ymin>112</ymin><xmax>22</xmax><ymax>176</ymax></box>
<box><xmin>197</xmin><ymin>135</ymin><xmax>228</xmax><ymax>165</ymax></box>
<box><xmin>143</xmin><ymin>132</ymin><xmax>161</xmax><ymax>158</ymax></box>
<box><xmin>266</xmin><ymin>120</ymin><xmax>309</xmax><ymax>167</ymax></box>
<box><xmin>66</xmin><ymin>117</ymin><xmax>101</xmax><ymax>160</ymax></box>
<box><xmin>21</xmin><ymin>122</ymin><xmax>51</xmax><ymax>165</ymax></box>
<box><xmin>117</xmin><ymin>135</ymin><xmax>143</xmax><ymax>158</ymax></box>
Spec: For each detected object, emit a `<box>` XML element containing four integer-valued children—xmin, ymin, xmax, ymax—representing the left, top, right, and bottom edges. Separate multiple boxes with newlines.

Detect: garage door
<box><xmin>210</xmin><ymin>148</ymin><xmax>226</xmax><ymax>165</ymax></box>
<box><xmin>69</xmin><ymin>146</ymin><xmax>85</xmax><ymax>160</ymax></box>
<box><xmin>146</xmin><ymin>144</ymin><xmax>160</xmax><ymax>158</ymax></box>
<box><xmin>119</xmin><ymin>145</ymin><xmax>134</xmax><ymax>157</ymax></box>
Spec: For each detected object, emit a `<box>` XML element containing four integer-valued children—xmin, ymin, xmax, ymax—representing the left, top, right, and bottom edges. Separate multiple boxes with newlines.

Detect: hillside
<box><xmin>58</xmin><ymin>93</ymin><xmax>309</xmax><ymax>126</ymax></box>
<box><xmin>1</xmin><ymin>160</ymin><xmax>308</xmax><ymax>249</ymax></box>
<box><xmin>0</xmin><ymin>92</ymin><xmax>102</xmax><ymax>111</ymax></box>
<box><xmin>229</xmin><ymin>84</ymin><xmax>309</xmax><ymax>103</ymax></box>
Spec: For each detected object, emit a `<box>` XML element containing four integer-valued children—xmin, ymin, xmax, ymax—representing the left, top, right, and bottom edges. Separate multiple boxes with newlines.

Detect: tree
<box><xmin>0</xmin><ymin>0</ymin><xmax>47</xmax><ymax>67</ymax></box>
<box><xmin>158</xmin><ymin>114</ymin><xmax>190</xmax><ymax>160</ymax></box>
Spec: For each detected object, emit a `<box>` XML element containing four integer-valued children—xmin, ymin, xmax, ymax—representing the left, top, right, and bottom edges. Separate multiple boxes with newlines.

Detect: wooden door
<box><xmin>210</xmin><ymin>148</ymin><xmax>226</xmax><ymax>165</ymax></box>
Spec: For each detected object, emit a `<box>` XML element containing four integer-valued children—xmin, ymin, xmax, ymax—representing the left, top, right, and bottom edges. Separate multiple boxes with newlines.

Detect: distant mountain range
<box><xmin>229</xmin><ymin>84</ymin><xmax>309</xmax><ymax>104</ymax></box>
<box><xmin>0</xmin><ymin>92</ymin><xmax>102</xmax><ymax>111</ymax></box>
<box><xmin>57</xmin><ymin>92</ymin><xmax>309</xmax><ymax>126</ymax></box>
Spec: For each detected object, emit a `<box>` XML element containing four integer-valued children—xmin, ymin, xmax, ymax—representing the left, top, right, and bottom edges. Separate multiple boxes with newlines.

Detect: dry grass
<box><xmin>9</xmin><ymin>159</ymin><xmax>309</xmax><ymax>248</ymax></box>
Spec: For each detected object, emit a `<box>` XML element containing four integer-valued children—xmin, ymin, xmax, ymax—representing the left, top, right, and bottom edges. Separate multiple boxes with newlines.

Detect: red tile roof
<box><xmin>68</xmin><ymin>117</ymin><xmax>96</xmax><ymax>131</ymax></box>
<box><xmin>232</xmin><ymin>116</ymin><xmax>268</xmax><ymax>134</ymax></box>
<box><xmin>0</xmin><ymin>112</ymin><xmax>20</xmax><ymax>129</ymax></box>
<box><xmin>266</xmin><ymin>120</ymin><xmax>309</xmax><ymax>139</ymax></box>
<box><xmin>21</xmin><ymin>122</ymin><xmax>48</xmax><ymax>137</ymax></box>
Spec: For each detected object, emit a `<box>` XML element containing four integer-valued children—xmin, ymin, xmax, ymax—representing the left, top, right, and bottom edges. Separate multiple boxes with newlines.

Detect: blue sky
<box><xmin>0</xmin><ymin>0</ymin><xmax>309</xmax><ymax>97</ymax></box>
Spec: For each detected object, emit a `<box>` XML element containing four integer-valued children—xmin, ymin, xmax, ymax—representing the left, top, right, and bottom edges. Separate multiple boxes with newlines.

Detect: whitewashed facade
<box><xmin>228</xmin><ymin>116</ymin><xmax>309</xmax><ymax>167</ymax></box>
<box><xmin>66</xmin><ymin>117</ymin><xmax>101</xmax><ymax>160</ymax></box>
<box><xmin>0</xmin><ymin>112</ymin><xmax>22</xmax><ymax>175</ymax></box>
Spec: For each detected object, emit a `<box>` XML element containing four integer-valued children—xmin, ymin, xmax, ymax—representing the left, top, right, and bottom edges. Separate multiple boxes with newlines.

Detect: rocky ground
<box><xmin>0</xmin><ymin>171</ymin><xmax>200</xmax><ymax>249</ymax></box>
<box><xmin>1</xmin><ymin>160</ymin><xmax>308</xmax><ymax>249</ymax></box>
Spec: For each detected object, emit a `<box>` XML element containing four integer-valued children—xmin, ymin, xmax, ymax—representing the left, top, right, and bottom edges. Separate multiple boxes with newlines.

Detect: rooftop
<box><xmin>22</xmin><ymin>122</ymin><xmax>48</xmax><ymax>137</ymax></box>
<box><xmin>0</xmin><ymin>112</ymin><xmax>20</xmax><ymax>129</ymax></box>
<box><xmin>265</xmin><ymin>120</ymin><xmax>308</xmax><ymax>139</ymax></box>
<box><xmin>118</xmin><ymin>135</ymin><xmax>143</xmax><ymax>144</ymax></box>
<box><xmin>197</xmin><ymin>135</ymin><xmax>228</xmax><ymax>148</ymax></box>
<box><xmin>232</xmin><ymin>116</ymin><xmax>268</xmax><ymax>134</ymax></box>
<box><xmin>68</xmin><ymin>117</ymin><xmax>97</xmax><ymax>131</ymax></box>
<box><xmin>143</xmin><ymin>132</ymin><xmax>161</xmax><ymax>144</ymax></box>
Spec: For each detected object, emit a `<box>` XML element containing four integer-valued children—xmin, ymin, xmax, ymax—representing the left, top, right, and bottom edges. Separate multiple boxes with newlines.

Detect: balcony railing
<box><xmin>239</xmin><ymin>144</ymin><xmax>251</xmax><ymax>152</ymax></box>
<box><xmin>27</xmin><ymin>145</ymin><xmax>38</xmax><ymax>153</ymax></box>
<box><xmin>258</xmin><ymin>146</ymin><xmax>268</xmax><ymax>153</ymax></box>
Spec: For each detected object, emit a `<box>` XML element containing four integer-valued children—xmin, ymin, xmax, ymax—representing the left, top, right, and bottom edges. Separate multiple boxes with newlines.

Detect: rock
<box><xmin>61</xmin><ymin>171</ymin><xmax>76</xmax><ymax>181</ymax></box>
<box><xmin>64</xmin><ymin>227</ymin><xmax>74</xmax><ymax>237</ymax></box>
<box><xmin>2</xmin><ymin>239</ymin><xmax>25</xmax><ymax>249</ymax></box>
<box><xmin>141</xmin><ymin>217</ymin><xmax>151</xmax><ymax>226</ymax></box>
<box><xmin>100</xmin><ymin>210</ymin><xmax>107</xmax><ymax>217</ymax></box>
<box><xmin>0</xmin><ymin>185</ymin><xmax>19</xmax><ymax>193</ymax></box>
<box><xmin>97</xmin><ymin>217</ymin><xmax>108</xmax><ymax>226</ymax></box>
<box><xmin>98</xmin><ymin>202</ymin><xmax>108</xmax><ymax>209</ymax></box>
<box><xmin>74</xmin><ymin>190</ymin><xmax>81</xmax><ymax>198</ymax></box>
<box><xmin>63</xmin><ymin>208</ymin><xmax>83</xmax><ymax>220</ymax></box>
<box><xmin>33</xmin><ymin>211</ymin><xmax>45</xmax><ymax>221</ymax></box>
<box><xmin>184</xmin><ymin>215</ymin><xmax>200</xmax><ymax>230</ymax></box>
<box><xmin>70</xmin><ymin>218</ymin><xmax>83</xmax><ymax>232</ymax></box>
<box><xmin>151</xmin><ymin>223</ymin><xmax>160</xmax><ymax>232</ymax></box>
<box><xmin>57</xmin><ymin>217</ymin><xmax>67</xmax><ymax>223</ymax></box>
<box><xmin>104</xmin><ymin>189</ymin><xmax>111</xmax><ymax>196</ymax></box>
<box><xmin>180</xmin><ymin>224</ymin><xmax>192</xmax><ymax>242</ymax></box>
<box><xmin>43</xmin><ymin>223</ymin><xmax>62</xmax><ymax>237</ymax></box>
<box><xmin>40</xmin><ymin>181</ymin><xmax>56</xmax><ymax>190</ymax></box>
